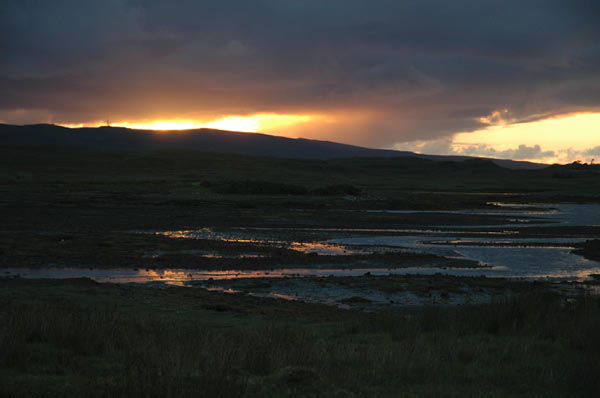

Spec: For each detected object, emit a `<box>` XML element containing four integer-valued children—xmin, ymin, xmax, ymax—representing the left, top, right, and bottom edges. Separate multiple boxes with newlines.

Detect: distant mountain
<box><xmin>0</xmin><ymin>123</ymin><xmax>547</xmax><ymax>170</ymax></box>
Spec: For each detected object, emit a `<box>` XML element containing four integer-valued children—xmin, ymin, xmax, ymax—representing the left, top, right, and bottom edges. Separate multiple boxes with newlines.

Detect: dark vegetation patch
<box><xmin>2</xmin><ymin>146</ymin><xmax>600</xmax><ymax>200</ymax></box>
<box><xmin>309</xmin><ymin>274</ymin><xmax>551</xmax><ymax>297</ymax></box>
<box><xmin>1</xmin><ymin>278</ymin><xmax>599</xmax><ymax>397</ymax></box>
<box><xmin>2</xmin><ymin>146</ymin><xmax>599</xmax><ymax>237</ymax></box>
<box><xmin>0</xmin><ymin>231</ymin><xmax>480</xmax><ymax>269</ymax></box>
<box><xmin>0</xmin><ymin>196</ymin><xmax>532</xmax><ymax>232</ymax></box>
<box><xmin>201</xmin><ymin>180</ymin><xmax>361</xmax><ymax>196</ymax></box>
<box><xmin>310</xmin><ymin>184</ymin><xmax>362</xmax><ymax>196</ymax></box>
<box><xmin>340</xmin><ymin>296</ymin><xmax>373</xmax><ymax>303</ymax></box>
<box><xmin>572</xmin><ymin>239</ymin><xmax>600</xmax><ymax>261</ymax></box>
<box><xmin>202</xmin><ymin>180</ymin><xmax>309</xmax><ymax>195</ymax></box>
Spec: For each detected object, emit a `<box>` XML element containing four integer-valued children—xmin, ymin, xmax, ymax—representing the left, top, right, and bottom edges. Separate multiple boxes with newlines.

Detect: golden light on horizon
<box><xmin>458</xmin><ymin>112</ymin><xmax>600</xmax><ymax>150</ymax></box>
<box><xmin>59</xmin><ymin>111</ymin><xmax>600</xmax><ymax>164</ymax></box>
<box><xmin>62</xmin><ymin>113</ymin><xmax>315</xmax><ymax>133</ymax></box>
<box><xmin>394</xmin><ymin>111</ymin><xmax>600</xmax><ymax>164</ymax></box>
<box><xmin>453</xmin><ymin>112</ymin><xmax>600</xmax><ymax>163</ymax></box>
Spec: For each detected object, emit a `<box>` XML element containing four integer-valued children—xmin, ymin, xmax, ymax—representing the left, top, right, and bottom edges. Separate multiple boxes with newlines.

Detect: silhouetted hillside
<box><xmin>0</xmin><ymin>124</ymin><xmax>546</xmax><ymax>169</ymax></box>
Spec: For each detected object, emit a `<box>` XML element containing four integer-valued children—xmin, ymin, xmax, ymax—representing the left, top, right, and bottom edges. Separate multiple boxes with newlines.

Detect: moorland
<box><xmin>2</xmin><ymin>134</ymin><xmax>600</xmax><ymax>397</ymax></box>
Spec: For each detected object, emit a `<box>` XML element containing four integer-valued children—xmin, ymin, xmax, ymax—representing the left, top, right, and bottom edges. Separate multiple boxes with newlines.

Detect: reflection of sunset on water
<box><xmin>154</xmin><ymin>229</ymin><xmax>365</xmax><ymax>255</ymax></box>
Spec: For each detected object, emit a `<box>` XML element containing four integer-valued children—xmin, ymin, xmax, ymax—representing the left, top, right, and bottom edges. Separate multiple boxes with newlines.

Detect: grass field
<box><xmin>2</xmin><ymin>145</ymin><xmax>600</xmax><ymax>198</ymax></box>
<box><xmin>2</xmin><ymin>278</ymin><xmax>600</xmax><ymax>397</ymax></box>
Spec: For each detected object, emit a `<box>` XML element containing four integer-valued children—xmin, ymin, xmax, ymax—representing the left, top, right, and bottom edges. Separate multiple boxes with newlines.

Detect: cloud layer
<box><xmin>395</xmin><ymin>139</ymin><xmax>600</xmax><ymax>164</ymax></box>
<box><xmin>1</xmin><ymin>0</ymin><xmax>599</xmax><ymax>148</ymax></box>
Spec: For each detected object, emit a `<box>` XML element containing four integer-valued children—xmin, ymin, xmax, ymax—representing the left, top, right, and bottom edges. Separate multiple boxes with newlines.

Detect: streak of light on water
<box><xmin>2</xmin><ymin>266</ymin><xmax>502</xmax><ymax>286</ymax></box>
<box><xmin>153</xmin><ymin>229</ymin><xmax>368</xmax><ymax>255</ymax></box>
<box><xmin>5</xmin><ymin>261</ymin><xmax>600</xmax><ymax>286</ymax></box>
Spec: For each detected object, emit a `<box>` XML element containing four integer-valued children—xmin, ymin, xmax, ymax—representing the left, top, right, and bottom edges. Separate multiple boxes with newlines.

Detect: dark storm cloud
<box><xmin>1</xmin><ymin>0</ymin><xmax>599</xmax><ymax>146</ymax></box>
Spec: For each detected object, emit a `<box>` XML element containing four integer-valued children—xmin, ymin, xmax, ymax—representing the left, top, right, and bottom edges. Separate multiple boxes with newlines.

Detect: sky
<box><xmin>1</xmin><ymin>0</ymin><xmax>599</xmax><ymax>163</ymax></box>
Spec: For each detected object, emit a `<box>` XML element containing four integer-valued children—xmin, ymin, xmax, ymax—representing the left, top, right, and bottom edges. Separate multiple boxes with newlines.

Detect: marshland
<box><xmin>2</xmin><ymin>146</ymin><xmax>600</xmax><ymax>396</ymax></box>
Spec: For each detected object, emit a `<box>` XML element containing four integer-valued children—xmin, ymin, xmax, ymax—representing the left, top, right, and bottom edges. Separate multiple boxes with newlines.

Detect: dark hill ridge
<box><xmin>0</xmin><ymin>123</ymin><xmax>546</xmax><ymax>170</ymax></box>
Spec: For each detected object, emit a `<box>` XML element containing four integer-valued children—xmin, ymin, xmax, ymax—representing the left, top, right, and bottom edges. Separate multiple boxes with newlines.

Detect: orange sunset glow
<box><xmin>2</xmin><ymin>1</ymin><xmax>598</xmax><ymax>166</ymax></box>
<box><xmin>394</xmin><ymin>112</ymin><xmax>600</xmax><ymax>164</ymax></box>
<box><xmin>63</xmin><ymin>113</ymin><xmax>317</xmax><ymax>133</ymax></box>
<box><xmin>451</xmin><ymin>112</ymin><xmax>600</xmax><ymax>163</ymax></box>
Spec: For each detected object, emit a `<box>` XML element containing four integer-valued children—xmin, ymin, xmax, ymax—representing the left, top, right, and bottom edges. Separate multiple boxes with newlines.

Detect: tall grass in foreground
<box><xmin>1</xmin><ymin>292</ymin><xmax>600</xmax><ymax>397</ymax></box>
